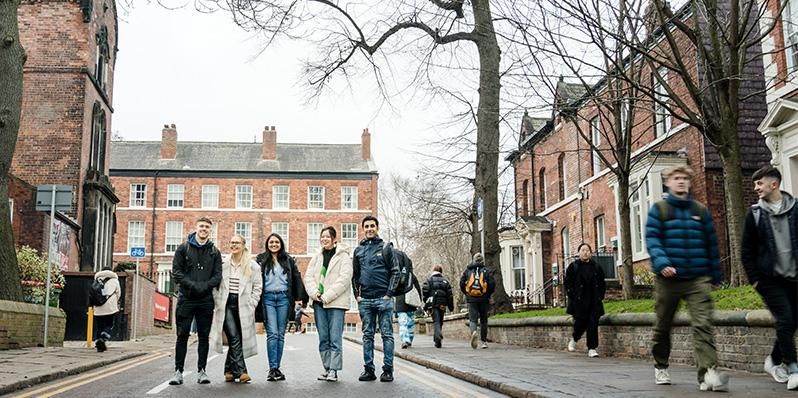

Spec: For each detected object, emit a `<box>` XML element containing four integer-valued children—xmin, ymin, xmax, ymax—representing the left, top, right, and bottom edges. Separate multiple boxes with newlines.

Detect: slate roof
<box><xmin>110</xmin><ymin>141</ymin><xmax>377</xmax><ymax>174</ymax></box>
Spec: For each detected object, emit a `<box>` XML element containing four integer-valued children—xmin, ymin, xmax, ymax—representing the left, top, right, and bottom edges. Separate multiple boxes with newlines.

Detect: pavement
<box><xmin>0</xmin><ymin>334</ymin><xmax>175</xmax><ymax>396</ymax></box>
<box><xmin>344</xmin><ymin>334</ymin><xmax>798</xmax><ymax>397</ymax></box>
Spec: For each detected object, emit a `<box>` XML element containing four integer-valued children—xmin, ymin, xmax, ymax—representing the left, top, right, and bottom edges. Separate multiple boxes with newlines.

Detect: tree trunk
<box><xmin>471</xmin><ymin>0</ymin><xmax>512</xmax><ymax>314</ymax></box>
<box><xmin>0</xmin><ymin>0</ymin><xmax>25</xmax><ymax>302</ymax></box>
<box><xmin>717</xmin><ymin>137</ymin><xmax>746</xmax><ymax>287</ymax></box>
<box><xmin>616</xmin><ymin>174</ymin><xmax>635</xmax><ymax>298</ymax></box>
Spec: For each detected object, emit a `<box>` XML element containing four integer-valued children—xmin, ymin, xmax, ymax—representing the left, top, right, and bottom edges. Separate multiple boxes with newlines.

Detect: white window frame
<box><xmin>341</xmin><ymin>223</ymin><xmax>359</xmax><ymax>248</ymax></box>
<box><xmin>654</xmin><ymin>67</ymin><xmax>671</xmax><ymax>137</ymax></box>
<box><xmin>127</xmin><ymin>221</ymin><xmax>145</xmax><ymax>251</ymax></box>
<box><xmin>272</xmin><ymin>222</ymin><xmax>289</xmax><ymax>249</ymax></box>
<box><xmin>595</xmin><ymin>215</ymin><xmax>606</xmax><ymax>251</ymax></box>
<box><xmin>785</xmin><ymin>0</ymin><xmax>798</xmax><ymax>71</ymax></box>
<box><xmin>591</xmin><ymin>117</ymin><xmax>602</xmax><ymax>175</ymax></box>
<box><xmin>307</xmin><ymin>223</ymin><xmax>324</xmax><ymax>254</ymax></box>
<box><xmin>130</xmin><ymin>184</ymin><xmax>147</xmax><ymax>208</ymax></box>
<box><xmin>211</xmin><ymin>223</ymin><xmax>219</xmax><ymax>244</ymax></box>
<box><xmin>201</xmin><ymin>185</ymin><xmax>219</xmax><ymax>209</ymax></box>
<box><xmin>236</xmin><ymin>185</ymin><xmax>253</xmax><ymax>209</ymax></box>
<box><xmin>341</xmin><ymin>186</ymin><xmax>358</xmax><ymax>210</ymax></box>
<box><xmin>167</xmin><ymin>184</ymin><xmax>184</xmax><ymax>208</ymax></box>
<box><xmin>273</xmin><ymin>185</ymin><xmax>289</xmax><ymax>210</ymax></box>
<box><xmin>308</xmin><ymin>186</ymin><xmax>325</xmax><ymax>209</ymax></box>
<box><xmin>165</xmin><ymin>221</ymin><xmax>183</xmax><ymax>253</ymax></box>
<box><xmin>235</xmin><ymin>222</ymin><xmax>252</xmax><ymax>245</ymax></box>
<box><xmin>510</xmin><ymin>246</ymin><xmax>526</xmax><ymax>291</ymax></box>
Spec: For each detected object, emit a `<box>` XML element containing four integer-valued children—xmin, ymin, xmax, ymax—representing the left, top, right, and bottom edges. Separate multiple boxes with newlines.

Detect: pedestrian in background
<box><xmin>741</xmin><ymin>165</ymin><xmax>798</xmax><ymax>388</ymax></box>
<box><xmin>645</xmin><ymin>165</ymin><xmax>728</xmax><ymax>392</ymax></box>
<box><xmin>564</xmin><ymin>243</ymin><xmax>605</xmax><ymax>358</ymax></box>
<box><xmin>209</xmin><ymin>234</ymin><xmax>262</xmax><ymax>384</ymax></box>
<box><xmin>256</xmin><ymin>233</ymin><xmax>307</xmax><ymax>382</ymax></box>
<box><xmin>293</xmin><ymin>302</ymin><xmax>308</xmax><ymax>334</ymax></box>
<box><xmin>395</xmin><ymin>275</ymin><xmax>423</xmax><ymax>349</ymax></box>
<box><xmin>169</xmin><ymin>216</ymin><xmax>223</xmax><ymax>385</ymax></box>
<box><xmin>422</xmin><ymin>264</ymin><xmax>454</xmax><ymax>348</ymax></box>
<box><xmin>304</xmin><ymin>226</ymin><xmax>353</xmax><ymax>382</ymax></box>
<box><xmin>460</xmin><ymin>252</ymin><xmax>496</xmax><ymax>349</ymax></box>
<box><xmin>92</xmin><ymin>266</ymin><xmax>120</xmax><ymax>352</ymax></box>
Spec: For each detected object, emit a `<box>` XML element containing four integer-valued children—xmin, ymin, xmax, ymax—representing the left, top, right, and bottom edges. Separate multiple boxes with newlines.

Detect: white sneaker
<box><xmin>702</xmin><ymin>367</ymin><xmax>729</xmax><ymax>392</ymax></box>
<box><xmin>317</xmin><ymin>369</ymin><xmax>329</xmax><ymax>381</ymax></box>
<box><xmin>470</xmin><ymin>331</ymin><xmax>479</xmax><ymax>349</ymax></box>
<box><xmin>588</xmin><ymin>349</ymin><xmax>599</xmax><ymax>358</ymax></box>
<box><xmin>567</xmin><ymin>339</ymin><xmax>576</xmax><ymax>352</ymax></box>
<box><xmin>788</xmin><ymin>373</ymin><xmax>798</xmax><ymax>390</ymax></box>
<box><xmin>765</xmin><ymin>355</ymin><xmax>789</xmax><ymax>384</ymax></box>
<box><xmin>481</xmin><ymin>342</ymin><xmax>488</xmax><ymax>349</ymax></box>
<box><xmin>655</xmin><ymin>368</ymin><xmax>671</xmax><ymax>385</ymax></box>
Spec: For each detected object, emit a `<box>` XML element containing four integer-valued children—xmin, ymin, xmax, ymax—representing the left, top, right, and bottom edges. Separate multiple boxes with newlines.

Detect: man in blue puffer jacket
<box><xmin>645</xmin><ymin>165</ymin><xmax>728</xmax><ymax>392</ymax></box>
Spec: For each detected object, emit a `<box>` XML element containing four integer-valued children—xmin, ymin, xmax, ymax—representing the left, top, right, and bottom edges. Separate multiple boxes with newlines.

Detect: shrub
<box><xmin>17</xmin><ymin>246</ymin><xmax>65</xmax><ymax>307</ymax></box>
<box><xmin>633</xmin><ymin>266</ymin><xmax>656</xmax><ymax>286</ymax></box>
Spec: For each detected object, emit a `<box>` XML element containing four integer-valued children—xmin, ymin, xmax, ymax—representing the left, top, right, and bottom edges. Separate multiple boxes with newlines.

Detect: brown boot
<box><xmin>224</xmin><ymin>372</ymin><xmax>234</xmax><ymax>382</ymax></box>
<box><xmin>239</xmin><ymin>373</ymin><xmax>251</xmax><ymax>383</ymax></box>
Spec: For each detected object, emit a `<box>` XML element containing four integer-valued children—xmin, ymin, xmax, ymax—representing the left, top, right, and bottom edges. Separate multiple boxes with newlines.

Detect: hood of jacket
<box><xmin>95</xmin><ymin>270</ymin><xmax>117</xmax><ymax>281</ymax></box>
<box><xmin>759</xmin><ymin>191</ymin><xmax>796</xmax><ymax>216</ymax></box>
<box><xmin>187</xmin><ymin>232</ymin><xmax>216</xmax><ymax>249</ymax></box>
<box><xmin>359</xmin><ymin>235</ymin><xmax>384</xmax><ymax>246</ymax></box>
<box><xmin>466</xmin><ymin>261</ymin><xmax>485</xmax><ymax>270</ymax></box>
<box><xmin>317</xmin><ymin>242</ymin><xmax>352</xmax><ymax>257</ymax></box>
<box><xmin>665</xmin><ymin>192</ymin><xmax>695</xmax><ymax>208</ymax></box>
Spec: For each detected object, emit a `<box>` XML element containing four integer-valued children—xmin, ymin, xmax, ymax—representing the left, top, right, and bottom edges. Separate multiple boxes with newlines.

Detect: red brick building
<box><xmin>10</xmin><ymin>0</ymin><xmax>119</xmax><ymax>271</ymax></box>
<box><xmin>109</xmin><ymin>125</ymin><xmax>378</xmax><ymax>328</ymax></box>
<box><xmin>505</xmin><ymin>11</ymin><xmax>770</xmax><ymax>303</ymax></box>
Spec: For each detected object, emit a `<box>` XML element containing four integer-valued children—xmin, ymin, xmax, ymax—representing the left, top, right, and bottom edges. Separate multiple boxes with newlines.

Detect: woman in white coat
<box><xmin>93</xmin><ymin>266</ymin><xmax>120</xmax><ymax>352</ymax></box>
<box><xmin>209</xmin><ymin>234</ymin><xmax>263</xmax><ymax>383</ymax></box>
<box><xmin>304</xmin><ymin>226</ymin><xmax>353</xmax><ymax>382</ymax></box>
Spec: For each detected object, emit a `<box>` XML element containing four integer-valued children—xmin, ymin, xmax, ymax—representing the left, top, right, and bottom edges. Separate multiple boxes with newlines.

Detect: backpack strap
<box><xmin>655</xmin><ymin>200</ymin><xmax>669</xmax><ymax>222</ymax></box>
<box><xmin>690</xmin><ymin>201</ymin><xmax>707</xmax><ymax>220</ymax></box>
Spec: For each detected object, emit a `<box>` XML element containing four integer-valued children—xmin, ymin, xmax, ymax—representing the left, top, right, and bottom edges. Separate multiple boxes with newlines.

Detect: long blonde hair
<box><xmin>230</xmin><ymin>234</ymin><xmax>252</xmax><ymax>278</ymax></box>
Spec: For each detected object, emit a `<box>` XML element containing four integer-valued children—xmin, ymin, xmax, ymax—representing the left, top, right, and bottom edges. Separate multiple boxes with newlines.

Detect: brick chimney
<box><xmin>161</xmin><ymin>124</ymin><xmax>177</xmax><ymax>159</ymax></box>
<box><xmin>361</xmin><ymin>128</ymin><xmax>371</xmax><ymax>161</ymax></box>
<box><xmin>262</xmin><ymin>125</ymin><xmax>277</xmax><ymax>160</ymax></box>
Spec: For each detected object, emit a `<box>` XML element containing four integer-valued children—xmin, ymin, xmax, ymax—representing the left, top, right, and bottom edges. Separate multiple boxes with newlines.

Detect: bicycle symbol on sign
<box><xmin>130</xmin><ymin>247</ymin><xmax>146</xmax><ymax>258</ymax></box>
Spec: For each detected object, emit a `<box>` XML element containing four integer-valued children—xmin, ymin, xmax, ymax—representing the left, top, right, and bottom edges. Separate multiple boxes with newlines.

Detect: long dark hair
<box><xmin>262</xmin><ymin>233</ymin><xmax>289</xmax><ymax>274</ymax></box>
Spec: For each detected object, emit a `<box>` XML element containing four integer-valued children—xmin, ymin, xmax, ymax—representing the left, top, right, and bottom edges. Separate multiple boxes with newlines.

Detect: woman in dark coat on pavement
<box><xmin>564</xmin><ymin>243</ymin><xmax>606</xmax><ymax>358</ymax></box>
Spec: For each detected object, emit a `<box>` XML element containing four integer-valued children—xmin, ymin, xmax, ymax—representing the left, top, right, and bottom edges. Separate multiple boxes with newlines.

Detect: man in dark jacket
<box><xmin>645</xmin><ymin>166</ymin><xmax>728</xmax><ymax>392</ymax></box>
<box><xmin>352</xmin><ymin>215</ymin><xmax>400</xmax><ymax>382</ymax></box>
<box><xmin>742</xmin><ymin>166</ymin><xmax>798</xmax><ymax>388</ymax></box>
<box><xmin>422</xmin><ymin>264</ymin><xmax>454</xmax><ymax>348</ymax></box>
<box><xmin>459</xmin><ymin>253</ymin><xmax>496</xmax><ymax>349</ymax></box>
<box><xmin>168</xmin><ymin>217</ymin><xmax>223</xmax><ymax>386</ymax></box>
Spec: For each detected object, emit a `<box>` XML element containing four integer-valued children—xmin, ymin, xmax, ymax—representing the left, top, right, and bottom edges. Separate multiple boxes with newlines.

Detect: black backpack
<box><xmin>89</xmin><ymin>278</ymin><xmax>109</xmax><ymax>306</ymax></box>
<box><xmin>384</xmin><ymin>242</ymin><xmax>415</xmax><ymax>295</ymax></box>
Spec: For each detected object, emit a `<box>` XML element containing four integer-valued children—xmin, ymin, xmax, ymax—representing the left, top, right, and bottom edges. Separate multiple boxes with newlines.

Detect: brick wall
<box><xmin>0</xmin><ymin>300</ymin><xmax>66</xmax><ymax>349</ymax></box>
<box><xmin>8</xmin><ymin>175</ymin><xmax>43</xmax><ymax>250</ymax></box>
<box><xmin>122</xmin><ymin>272</ymin><xmax>174</xmax><ymax>337</ymax></box>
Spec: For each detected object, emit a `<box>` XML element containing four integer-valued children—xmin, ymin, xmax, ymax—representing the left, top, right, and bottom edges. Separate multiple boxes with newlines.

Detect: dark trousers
<box><xmin>223</xmin><ymin>294</ymin><xmax>246</xmax><ymax>376</ymax></box>
<box><xmin>431</xmin><ymin>307</ymin><xmax>445</xmax><ymax>343</ymax></box>
<box><xmin>572</xmin><ymin>313</ymin><xmax>599</xmax><ymax>349</ymax></box>
<box><xmin>756</xmin><ymin>277</ymin><xmax>798</xmax><ymax>365</ymax></box>
<box><xmin>468</xmin><ymin>300</ymin><xmax>490</xmax><ymax>342</ymax></box>
<box><xmin>175</xmin><ymin>299</ymin><xmax>214</xmax><ymax>372</ymax></box>
<box><xmin>94</xmin><ymin>314</ymin><xmax>115</xmax><ymax>341</ymax></box>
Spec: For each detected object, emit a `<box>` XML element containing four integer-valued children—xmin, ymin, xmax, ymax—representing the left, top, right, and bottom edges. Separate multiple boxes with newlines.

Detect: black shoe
<box><xmin>273</xmin><ymin>368</ymin><xmax>286</xmax><ymax>381</ymax></box>
<box><xmin>380</xmin><ymin>371</ymin><xmax>394</xmax><ymax>382</ymax></box>
<box><xmin>434</xmin><ymin>340</ymin><xmax>442</xmax><ymax>348</ymax></box>
<box><xmin>358</xmin><ymin>370</ymin><xmax>377</xmax><ymax>381</ymax></box>
<box><xmin>401</xmin><ymin>342</ymin><xmax>409</xmax><ymax>349</ymax></box>
<box><xmin>267</xmin><ymin>368</ymin><xmax>276</xmax><ymax>382</ymax></box>
<box><xmin>95</xmin><ymin>339</ymin><xmax>107</xmax><ymax>352</ymax></box>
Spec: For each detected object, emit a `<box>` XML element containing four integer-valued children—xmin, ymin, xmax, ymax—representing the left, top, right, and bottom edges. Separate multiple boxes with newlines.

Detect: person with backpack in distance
<box><xmin>741</xmin><ymin>166</ymin><xmax>798</xmax><ymax>389</ymax></box>
<box><xmin>564</xmin><ymin>243</ymin><xmax>606</xmax><ymax>358</ymax></box>
<box><xmin>91</xmin><ymin>266</ymin><xmax>120</xmax><ymax>352</ymax></box>
<box><xmin>208</xmin><ymin>234</ymin><xmax>262</xmax><ymax>384</ymax></box>
<box><xmin>394</xmin><ymin>274</ymin><xmax>423</xmax><ymax>349</ymax></box>
<box><xmin>304</xmin><ymin>226</ymin><xmax>353</xmax><ymax>382</ymax></box>
<box><xmin>645</xmin><ymin>166</ymin><xmax>728</xmax><ymax>392</ymax></box>
<box><xmin>422</xmin><ymin>264</ymin><xmax>454</xmax><ymax>348</ymax></box>
<box><xmin>352</xmin><ymin>215</ymin><xmax>400</xmax><ymax>382</ymax></box>
<box><xmin>169</xmin><ymin>216</ymin><xmax>223</xmax><ymax>386</ymax></box>
<box><xmin>460</xmin><ymin>252</ymin><xmax>496</xmax><ymax>349</ymax></box>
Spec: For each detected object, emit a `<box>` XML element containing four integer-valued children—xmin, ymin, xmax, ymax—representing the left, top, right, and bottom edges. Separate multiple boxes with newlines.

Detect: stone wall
<box><xmin>0</xmin><ymin>300</ymin><xmax>66</xmax><ymax>349</ymax></box>
<box><xmin>427</xmin><ymin>310</ymin><xmax>777</xmax><ymax>373</ymax></box>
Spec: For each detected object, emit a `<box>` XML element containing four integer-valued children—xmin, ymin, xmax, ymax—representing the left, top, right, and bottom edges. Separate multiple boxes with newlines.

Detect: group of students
<box><xmin>563</xmin><ymin>164</ymin><xmax>798</xmax><ymax>392</ymax></box>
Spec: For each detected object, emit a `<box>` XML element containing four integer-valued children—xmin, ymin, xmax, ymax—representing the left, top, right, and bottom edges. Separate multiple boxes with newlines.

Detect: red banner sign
<box><xmin>153</xmin><ymin>292</ymin><xmax>170</xmax><ymax>322</ymax></box>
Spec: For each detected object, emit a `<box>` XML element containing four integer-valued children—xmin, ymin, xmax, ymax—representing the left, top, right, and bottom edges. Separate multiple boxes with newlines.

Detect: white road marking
<box><xmin>146</xmin><ymin>353</ymin><xmax>220</xmax><ymax>395</ymax></box>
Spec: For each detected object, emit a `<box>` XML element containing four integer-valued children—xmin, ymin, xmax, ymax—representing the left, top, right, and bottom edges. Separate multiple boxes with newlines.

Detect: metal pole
<box><xmin>43</xmin><ymin>185</ymin><xmax>56</xmax><ymax>348</ymax></box>
<box><xmin>87</xmin><ymin>307</ymin><xmax>94</xmax><ymax>348</ymax></box>
<box><xmin>480</xmin><ymin>228</ymin><xmax>485</xmax><ymax>259</ymax></box>
<box><xmin>133</xmin><ymin>257</ymin><xmax>139</xmax><ymax>340</ymax></box>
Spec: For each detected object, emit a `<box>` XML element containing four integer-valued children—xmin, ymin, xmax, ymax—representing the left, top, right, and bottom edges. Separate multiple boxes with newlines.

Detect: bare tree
<box><xmin>0</xmin><ymin>0</ymin><xmax>25</xmax><ymax>301</ymax></box>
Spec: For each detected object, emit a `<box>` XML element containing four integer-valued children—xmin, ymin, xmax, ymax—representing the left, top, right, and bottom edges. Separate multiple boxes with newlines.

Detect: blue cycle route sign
<box><xmin>130</xmin><ymin>247</ymin><xmax>146</xmax><ymax>258</ymax></box>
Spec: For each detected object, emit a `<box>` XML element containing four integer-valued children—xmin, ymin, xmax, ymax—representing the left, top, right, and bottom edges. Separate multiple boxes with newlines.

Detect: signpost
<box><xmin>130</xmin><ymin>247</ymin><xmax>146</xmax><ymax>339</ymax></box>
<box><xmin>476</xmin><ymin>197</ymin><xmax>485</xmax><ymax>258</ymax></box>
<box><xmin>35</xmin><ymin>185</ymin><xmax>72</xmax><ymax>348</ymax></box>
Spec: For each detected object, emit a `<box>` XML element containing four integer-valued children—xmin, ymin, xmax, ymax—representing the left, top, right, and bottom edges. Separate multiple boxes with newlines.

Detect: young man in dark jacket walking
<box><xmin>168</xmin><ymin>217</ymin><xmax>223</xmax><ymax>385</ymax></box>
<box><xmin>742</xmin><ymin>166</ymin><xmax>798</xmax><ymax>389</ymax></box>
<box><xmin>422</xmin><ymin>264</ymin><xmax>454</xmax><ymax>348</ymax></box>
<box><xmin>352</xmin><ymin>216</ymin><xmax>400</xmax><ymax>382</ymax></box>
<box><xmin>645</xmin><ymin>166</ymin><xmax>728</xmax><ymax>392</ymax></box>
<box><xmin>459</xmin><ymin>253</ymin><xmax>496</xmax><ymax>349</ymax></box>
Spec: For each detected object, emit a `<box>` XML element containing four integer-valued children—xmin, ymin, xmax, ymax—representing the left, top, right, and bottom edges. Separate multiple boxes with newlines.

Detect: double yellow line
<box><xmin>14</xmin><ymin>351</ymin><xmax>169</xmax><ymax>398</ymax></box>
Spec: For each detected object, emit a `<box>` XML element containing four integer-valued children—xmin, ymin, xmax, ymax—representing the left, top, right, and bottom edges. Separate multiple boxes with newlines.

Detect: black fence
<box><xmin>60</xmin><ymin>272</ymin><xmax>128</xmax><ymax>341</ymax></box>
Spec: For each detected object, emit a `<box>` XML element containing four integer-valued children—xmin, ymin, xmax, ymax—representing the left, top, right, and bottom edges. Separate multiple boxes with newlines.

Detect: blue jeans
<box><xmin>263</xmin><ymin>290</ymin><xmax>289</xmax><ymax>369</ymax></box>
<box><xmin>313</xmin><ymin>302</ymin><xmax>345</xmax><ymax>371</ymax></box>
<box><xmin>397</xmin><ymin>311</ymin><xmax>415</xmax><ymax>344</ymax></box>
<box><xmin>359</xmin><ymin>297</ymin><xmax>394</xmax><ymax>373</ymax></box>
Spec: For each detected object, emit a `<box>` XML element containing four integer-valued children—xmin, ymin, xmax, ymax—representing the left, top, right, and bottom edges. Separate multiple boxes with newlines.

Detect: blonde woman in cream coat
<box><xmin>304</xmin><ymin>226</ymin><xmax>353</xmax><ymax>382</ymax></box>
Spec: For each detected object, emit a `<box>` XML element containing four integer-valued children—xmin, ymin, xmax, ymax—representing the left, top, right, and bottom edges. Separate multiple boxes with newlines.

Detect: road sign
<box><xmin>35</xmin><ymin>185</ymin><xmax>73</xmax><ymax>212</ymax></box>
<box><xmin>130</xmin><ymin>247</ymin><xmax>146</xmax><ymax>258</ymax></box>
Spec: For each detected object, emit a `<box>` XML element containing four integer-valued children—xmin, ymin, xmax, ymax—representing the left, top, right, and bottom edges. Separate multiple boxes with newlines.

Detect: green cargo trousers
<box><xmin>652</xmin><ymin>275</ymin><xmax>717</xmax><ymax>382</ymax></box>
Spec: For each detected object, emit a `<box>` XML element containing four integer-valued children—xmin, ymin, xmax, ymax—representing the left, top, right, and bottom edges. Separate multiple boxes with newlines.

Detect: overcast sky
<box><xmin>112</xmin><ymin>3</ymin><xmax>475</xmax><ymax>178</ymax></box>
